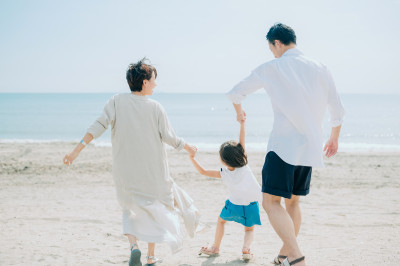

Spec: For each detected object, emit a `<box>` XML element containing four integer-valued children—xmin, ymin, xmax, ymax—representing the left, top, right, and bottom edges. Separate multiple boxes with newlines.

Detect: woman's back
<box><xmin>88</xmin><ymin>93</ymin><xmax>185</xmax><ymax>208</ymax></box>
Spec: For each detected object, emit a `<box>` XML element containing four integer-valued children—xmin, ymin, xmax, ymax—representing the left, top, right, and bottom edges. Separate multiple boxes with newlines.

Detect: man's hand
<box><xmin>323</xmin><ymin>137</ymin><xmax>338</xmax><ymax>158</ymax></box>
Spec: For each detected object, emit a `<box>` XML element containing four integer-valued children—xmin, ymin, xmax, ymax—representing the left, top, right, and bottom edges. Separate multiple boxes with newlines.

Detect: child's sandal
<box><xmin>242</xmin><ymin>248</ymin><xmax>254</xmax><ymax>261</ymax></box>
<box><xmin>198</xmin><ymin>246</ymin><xmax>219</xmax><ymax>256</ymax></box>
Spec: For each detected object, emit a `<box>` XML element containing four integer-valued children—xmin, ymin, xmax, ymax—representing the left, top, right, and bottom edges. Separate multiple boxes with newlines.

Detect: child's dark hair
<box><xmin>219</xmin><ymin>140</ymin><xmax>248</xmax><ymax>168</ymax></box>
<box><xmin>126</xmin><ymin>57</ymin><xmax>157</xmax><ymax>92</ymax></box>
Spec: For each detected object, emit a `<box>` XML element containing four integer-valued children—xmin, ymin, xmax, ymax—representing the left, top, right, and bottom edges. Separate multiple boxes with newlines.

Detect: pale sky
<box><xmin>0</xmin><ymin>0</ymin><xmax>399</xmax><ymax>94</ymax></box>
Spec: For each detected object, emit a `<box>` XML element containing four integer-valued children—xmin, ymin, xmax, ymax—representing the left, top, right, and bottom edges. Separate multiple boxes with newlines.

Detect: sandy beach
<box><xmin>0</xmin><ymin>142</ymin><xmax>399</xmax><ymax>265</ymax></box>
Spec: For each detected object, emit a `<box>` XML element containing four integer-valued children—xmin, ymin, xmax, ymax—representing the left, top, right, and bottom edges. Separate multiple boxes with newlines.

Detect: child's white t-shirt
<box><xmin>220</xmin><ymin>165</ymin><xmax>262</xmax><ymax>206</ymax></box>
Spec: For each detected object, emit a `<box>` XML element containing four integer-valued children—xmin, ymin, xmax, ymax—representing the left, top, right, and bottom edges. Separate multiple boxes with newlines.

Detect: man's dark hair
<box><xmin>126</xmin><ymin>58</ymin><xmax>157</xmax><ymax>92</ymax></box>
<box><xmin>266</xmin><ymin>23</ymin><xmax>296</xmax><ymax>45</ymax></box>
<box><xmin>219</xmin><ymin>140</ymin><xmax>248</xmax><ymax>168</ymax></box>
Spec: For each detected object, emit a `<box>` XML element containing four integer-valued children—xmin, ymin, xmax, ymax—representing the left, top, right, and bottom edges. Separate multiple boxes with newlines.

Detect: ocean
<box><xmin>1</xmin><ymin>93</ymin><xmax>399</xmax><ymax>152</ymax></box>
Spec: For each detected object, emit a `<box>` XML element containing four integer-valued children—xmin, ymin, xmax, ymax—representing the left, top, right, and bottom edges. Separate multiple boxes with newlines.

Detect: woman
<box><xmin>63</xmin><ymin>58</ymin><xmax>198</xmax><ymax>266</ymax></box>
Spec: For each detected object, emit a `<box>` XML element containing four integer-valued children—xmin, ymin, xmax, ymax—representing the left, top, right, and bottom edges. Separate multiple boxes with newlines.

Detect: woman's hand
<box><xmin>63</xmin><ymin>150</ymin><xmax>79</xmax><ymax>165</ymax></box>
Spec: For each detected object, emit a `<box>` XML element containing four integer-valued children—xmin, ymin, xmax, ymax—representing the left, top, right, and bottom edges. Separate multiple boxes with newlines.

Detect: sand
<box><xmin>0</xmin><ymin>142</ymin><xmax>399</xmax><ymax>265</ymax></box>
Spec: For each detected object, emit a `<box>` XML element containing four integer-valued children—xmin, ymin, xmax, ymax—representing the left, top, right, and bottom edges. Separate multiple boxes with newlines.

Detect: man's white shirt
<box><xmin>226</xmin><ymin>48</ymin><xmax>345</xmax><ymax>167</ymax></box>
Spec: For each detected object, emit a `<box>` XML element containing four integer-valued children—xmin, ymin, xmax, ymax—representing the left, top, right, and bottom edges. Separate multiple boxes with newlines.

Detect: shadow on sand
<box><xmin>179</xmin><ymin>254</ymin><xmax>252</xmax><ymax>266</ymax></box>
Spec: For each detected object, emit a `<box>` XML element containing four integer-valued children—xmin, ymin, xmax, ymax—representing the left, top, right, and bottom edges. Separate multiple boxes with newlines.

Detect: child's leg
<box><xmin>242</xmin><ymin>225</ymin><xmax>255</xmax><ymax>253</ymax></box>
<box><xmin>201</xmin><ymin>217</ymin><xmax>226</xmax><ymax>253</ymax></box>
<box><xmin>214</xmin><ymin>217</ymin><xmax>226</xmax><ymax>249</ymax></box>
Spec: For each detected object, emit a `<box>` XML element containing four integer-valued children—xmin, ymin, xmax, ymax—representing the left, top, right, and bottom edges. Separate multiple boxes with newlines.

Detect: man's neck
<box><xmin>280</xmin><ymin>44</ymin><xmax>297</xmax><ymax>56</ymax></box>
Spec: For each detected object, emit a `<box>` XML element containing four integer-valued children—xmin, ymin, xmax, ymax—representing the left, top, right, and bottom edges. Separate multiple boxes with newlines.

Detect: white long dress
<box><xmin>87</xmin><ymin>93</ymin><xmax>199</xmax><ymax>253</ymax></box>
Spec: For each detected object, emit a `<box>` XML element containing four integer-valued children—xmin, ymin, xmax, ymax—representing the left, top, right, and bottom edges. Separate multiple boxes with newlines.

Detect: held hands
<box><xmin>323</xmin><ymin>137</ymin><xmax>338</xmax><ymax>158</ymax></box>
<box><xmin>236</xmin><ymin>110</ymin><xmax>247</xmax><ymax>123</ymax></box>
<box><xmin>185</xmin><ymin>144</ymin><xmax>198</xmax><ymax>158</ymax></box>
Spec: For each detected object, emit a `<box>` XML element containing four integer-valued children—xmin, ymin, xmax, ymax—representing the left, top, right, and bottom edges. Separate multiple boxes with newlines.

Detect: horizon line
<box><xmin>0</xmin><ymin>91</ymin><xmax>399</xmax><ymax>95</ymax></box>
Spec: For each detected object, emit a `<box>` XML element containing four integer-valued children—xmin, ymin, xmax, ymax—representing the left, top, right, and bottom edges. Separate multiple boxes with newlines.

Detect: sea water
<box><xmin>1</xmin><ymin>93</ymin><xmax>399</xmax><ymax>152</ymax></box>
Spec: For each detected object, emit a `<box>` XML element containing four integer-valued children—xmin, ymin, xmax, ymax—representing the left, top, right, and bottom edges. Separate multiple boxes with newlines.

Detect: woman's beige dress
<box><xmin>87</xmin><ymin>93</ymin><xmax>199</xmax><ymax>252</ymax></box>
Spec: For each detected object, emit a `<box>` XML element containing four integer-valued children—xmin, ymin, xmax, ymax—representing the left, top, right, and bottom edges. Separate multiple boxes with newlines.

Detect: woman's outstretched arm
<box><xmin>63</xmin><ymin>96</ymin><xmax>116</xmax><ymax>165</ymax></box>
<box><xmin>63</xmin><ymin>133</ymin><xmax>93</xmax><ymax>165</ymax></box>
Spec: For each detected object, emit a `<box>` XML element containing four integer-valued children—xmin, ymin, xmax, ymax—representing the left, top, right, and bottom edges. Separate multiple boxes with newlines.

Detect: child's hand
<box><xmin>189</xmin><ymin>149</ymin><xmax>197</xmax><ymax>159</ymax></box>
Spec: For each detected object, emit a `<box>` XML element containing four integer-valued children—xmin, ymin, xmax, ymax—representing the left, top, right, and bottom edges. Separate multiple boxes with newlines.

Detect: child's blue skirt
<box><xmin>219</xmin><ymin>199</ymin><xmax>262</xmax><ymax>227</ymax></box>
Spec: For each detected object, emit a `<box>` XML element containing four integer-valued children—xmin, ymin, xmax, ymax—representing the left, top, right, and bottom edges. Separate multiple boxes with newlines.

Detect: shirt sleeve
<box><xmin>87</xmin><ymin>96</ymin><xmax>116</xmax><ymax>139</ymax></box>
<box><xmin>157</xmin><ymin>103</ymin><xmax>185</xmax><ymax>151</ymax></box>
<box><xmin>325</xmin><ymin>68</ymin><xmax>345</xmax><ymax>127</ymax></box>
<box><xmin>226</xmin><ymin>69</ymin><xmax>264</xmax><ymax>104</ymax></box>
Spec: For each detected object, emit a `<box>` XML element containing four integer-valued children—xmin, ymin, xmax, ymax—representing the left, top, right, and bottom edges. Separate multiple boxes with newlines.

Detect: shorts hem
<box><xmin>219</xmin><ymin>215</ymin><xmax>261</xmax><ymax>227</ymax></box>
<box><xmin>262</xmin><ymin>187</ymin><xmax>292</xmax><ymax>199</ymax></box>
<box><xmin>292</xmin><ymin>189</ymin><xmax>310</xmax><ymax>196</ymax></box>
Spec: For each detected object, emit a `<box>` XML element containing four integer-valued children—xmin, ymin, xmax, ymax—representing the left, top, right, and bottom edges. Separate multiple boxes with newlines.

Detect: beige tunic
<box><xmin>87</xmin><ymin>93</ymin><xmax>198</xmax><ymax>252</ymax></box>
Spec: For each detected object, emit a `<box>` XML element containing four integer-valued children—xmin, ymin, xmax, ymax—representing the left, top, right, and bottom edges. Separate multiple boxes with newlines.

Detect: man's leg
<box><xmin>262</xmin><ymin>193</ymin><xmax>305</xmax><ymax>265</ymax></box>
<box><xmin>285</xmin><ymin>195</ymin><xmax>301</xmax><ymax>236</ymax></box>
<box><xmin>277</xmin><ymin>195</ymin><xmax>302</xmax><ymax>259</ymax></box>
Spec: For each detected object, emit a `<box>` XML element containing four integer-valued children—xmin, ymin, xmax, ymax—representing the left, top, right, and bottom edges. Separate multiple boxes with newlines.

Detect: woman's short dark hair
<box><xmin>126</xmin><ymin>58</ymin><xmax>157</xmax><ymax>92</ymax></box>
<box><xmin>219</xmin><ymin>140</ymin><xmax>248</xmax><ymax>168</ymax></box>
<box><xmin>266</xmin><ymin>23</ymin><xmax>296</xmax><ymax>45</ymax></box>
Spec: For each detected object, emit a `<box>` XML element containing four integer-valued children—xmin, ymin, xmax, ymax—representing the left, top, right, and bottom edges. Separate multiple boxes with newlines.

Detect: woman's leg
<box><xmin>243</xmin><ymin>226</ymin><xmax>255</xmax><ymax>253</ymax></box>
<box><xmin>201</xmin><ymin>217</ymin><xmax>226</xmax><ymax>253</ymax></box>
<box><xmin>147</xmin><ymin>243</ymin><xmax>157</xmax><ymax>264</ymax></box>
<box><xmin>126</xmin><ymin>234</ymin><xmax>141</xmax><ymax>266</ymax></box>
<box><xmin>126</xmin><ymin>234</ymin><xmax>139</xmax><ymax>250</ymax></box>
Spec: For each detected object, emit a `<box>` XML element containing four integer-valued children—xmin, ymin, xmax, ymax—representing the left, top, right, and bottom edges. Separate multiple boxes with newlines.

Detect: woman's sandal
<box><xmin>129</xmin><ymin>244</ymin><xmax>142</xmax><ymax>266</ymax></box>
<box><xmin>271</xmin><ymin>255</ymin><xmax>287</xmax><ymax>265</ymax></box>
<box><xmin>281</xmin><ymin>256</ymin><xmax>305</xmax><ymax>266</ymax></box>
<box><xmin>198</xmin><ymin>245</ymin><xmax>219</xmax><ymax>256</ymax></box>
<box><xmin>145</xmin><ymin>255</ymin><xmax>162</xmax><ymax>265</ymax></box>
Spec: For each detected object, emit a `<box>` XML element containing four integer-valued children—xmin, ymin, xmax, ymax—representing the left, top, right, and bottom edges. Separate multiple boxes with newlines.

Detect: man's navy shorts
<box><xmin>262</xmin><ymin>151</ymin><xmax>312</xmax><ymax>199</ymax></box>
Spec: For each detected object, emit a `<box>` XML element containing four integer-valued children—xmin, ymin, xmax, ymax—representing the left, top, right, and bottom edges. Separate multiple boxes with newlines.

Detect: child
<box><xmin>189</xmin><ymin>119</ymin><xmax>262</xmax><ymax>261</ymax></box>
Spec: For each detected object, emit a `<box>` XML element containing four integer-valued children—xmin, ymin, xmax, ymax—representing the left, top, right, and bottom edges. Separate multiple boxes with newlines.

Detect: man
<box><xmin>226</xmin><ymin>23</ymin><xmax>345</xmax><ymax>266</ymax></box>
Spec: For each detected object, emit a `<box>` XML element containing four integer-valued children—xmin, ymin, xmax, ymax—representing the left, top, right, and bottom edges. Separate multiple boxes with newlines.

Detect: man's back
<box><xmin>227</xmin><ymin>48</ymin><xmax>345</xmax><ymax>167</ymax></box>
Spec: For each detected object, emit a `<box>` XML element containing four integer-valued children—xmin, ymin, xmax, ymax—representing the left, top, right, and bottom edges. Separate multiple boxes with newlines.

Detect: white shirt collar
<box><xmin>130</xmin><ymin>93</ymin><xmax>148</xmax><ymax>100</ymax></box>
<box><xmin>281</xmin><ymin>47</ymin><xmax>303</xmax><ymax>57</ymax></box>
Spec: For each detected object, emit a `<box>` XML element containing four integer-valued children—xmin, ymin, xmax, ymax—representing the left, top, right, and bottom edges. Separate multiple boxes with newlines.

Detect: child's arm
<box><xmin>189</xmin><ymin>156</ymin><xmax>221</xmax><ymax>178</ymax></box>
<box><xmin>239</xmin><ymin>121</ymin><xmax>246</xmax><ymax>152</ymax></box>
